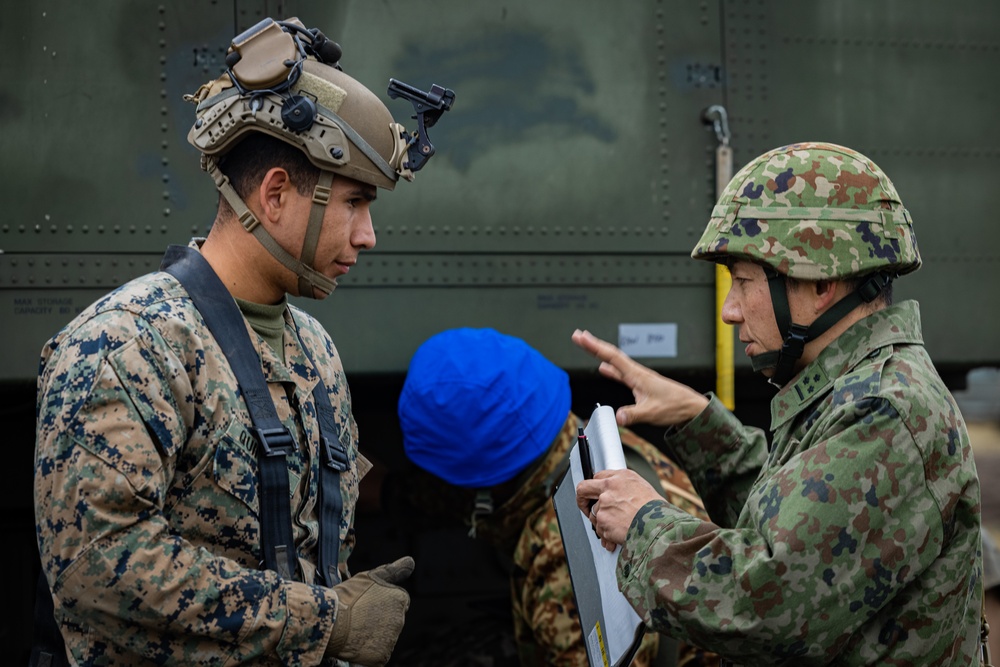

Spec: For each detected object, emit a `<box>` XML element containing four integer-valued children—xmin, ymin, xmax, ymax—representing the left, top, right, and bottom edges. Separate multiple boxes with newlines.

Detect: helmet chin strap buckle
<box><xmin>771</xmin><ymin>323</ymin><xmax>810</xmax><ymax>386</ymax></box>
<box><xmin>857</xmin><ymin>272</ymin><xmax>894</xmax><ymax>303</ymax></box>
<box><xmin>781</xmin><ymin>323</ymin><xmax>809</xmax><ymax>359</ymax></box>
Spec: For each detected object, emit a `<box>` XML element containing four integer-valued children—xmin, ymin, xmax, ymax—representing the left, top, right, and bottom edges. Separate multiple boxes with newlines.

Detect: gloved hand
<box><xmin>325</xmin><ymin>556</ymin><xmax>414</xmax><ymax>666</ymax></box>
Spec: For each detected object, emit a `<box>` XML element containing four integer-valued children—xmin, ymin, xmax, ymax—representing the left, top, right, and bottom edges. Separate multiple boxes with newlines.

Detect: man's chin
<box><xmin>746</xmin><ymin>352</ymin><xmax>777</xmax><ymax>377</ymax></box>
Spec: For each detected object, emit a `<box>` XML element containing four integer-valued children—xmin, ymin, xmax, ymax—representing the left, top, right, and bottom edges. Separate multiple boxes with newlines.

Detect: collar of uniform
<box><xmin>244</xmin><ymin>316</ymin><xmax>294</xmax><ymax>384</ymax></box>
<box><xmin>276</xmin><ymin>307</ymin><xmax>324</xmax><ymax>392</ymax></box>
<box><xmin>186</xmin><ymin>236</ymin><xmax>296</xmax><ymax>384</ymax></box>
<box><xmin>770</xmin><ymin>300</ymin><xmax>924</xmax><ymax>431</ymax></box>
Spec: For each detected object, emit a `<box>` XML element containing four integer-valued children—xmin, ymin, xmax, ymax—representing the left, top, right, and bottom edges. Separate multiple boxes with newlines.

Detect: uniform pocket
<box><xmin>107</xmin><ymin>334</ymin><xmax>186</xmax><ymax>459</ymax></box>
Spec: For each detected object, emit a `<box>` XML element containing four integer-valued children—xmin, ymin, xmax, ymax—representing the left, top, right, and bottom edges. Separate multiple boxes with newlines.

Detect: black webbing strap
<box><xmin>160</xmin><ymin>245</ymin><xmax>297</xmax><ymax>580</ymax></box>
<box><xmin>290</xmin><ymin>318</ymin><xmax>348</xmax><ymax>587</ymax></box>
<box><xmin>759</xmin><ymin>269</ymin><xmax>893</xmax><ymax>386</ymax></box>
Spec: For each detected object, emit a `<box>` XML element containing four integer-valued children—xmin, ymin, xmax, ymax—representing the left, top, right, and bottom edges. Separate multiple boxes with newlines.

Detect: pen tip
<box><xmin>578</xmin><ymin>427</ymin><xmax>585</xmax><ymax>437</ymax></box>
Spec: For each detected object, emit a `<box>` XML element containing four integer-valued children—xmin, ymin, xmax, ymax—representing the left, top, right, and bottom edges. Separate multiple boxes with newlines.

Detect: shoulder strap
<box><xmin>160</xmin><ymin>244</ymin><xmax>297</xmax><ymax>580</ymax></box>
<box><xmin>288</xmin><ymin>312</ymin><xmax>347</xmax><ymax>587</ymax></box>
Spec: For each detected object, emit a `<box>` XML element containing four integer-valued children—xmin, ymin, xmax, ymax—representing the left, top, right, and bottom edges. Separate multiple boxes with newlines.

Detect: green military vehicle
<box><xmin>3</xmin><ymin>1</ymin><xmax>998</xmax><ymax>662</ymax></box>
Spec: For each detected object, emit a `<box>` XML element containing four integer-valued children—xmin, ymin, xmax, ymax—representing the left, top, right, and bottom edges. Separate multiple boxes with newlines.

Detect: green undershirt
<box><xmin>235</xmin><ymin>296</ymin><xmax>288</xmax><ymax>364</ymax></box>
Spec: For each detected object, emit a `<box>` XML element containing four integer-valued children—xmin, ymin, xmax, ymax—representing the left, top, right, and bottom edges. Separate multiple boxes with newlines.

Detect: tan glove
<box><xmin>325</xmin><ymin>556</ymin><xmax>414</xmax><ymax>666</ymax></box>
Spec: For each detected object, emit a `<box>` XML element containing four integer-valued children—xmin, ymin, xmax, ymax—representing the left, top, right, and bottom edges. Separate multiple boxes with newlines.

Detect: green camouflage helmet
<box><xmin>692</xmin><ymin>142</ymin><xmax>921</xmax><ymax>280</ymax></box>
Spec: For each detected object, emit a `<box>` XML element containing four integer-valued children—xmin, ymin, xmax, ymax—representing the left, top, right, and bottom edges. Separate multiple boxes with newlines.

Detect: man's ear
<box><xmin>813</xmin><ymin>279</ymin><xmax>842</xmax><ymax>312</ymax></box>
<box><xmin>256</xmin><ymin>167</ymin><xmax>294</xmax><ymax>224</ymax></box>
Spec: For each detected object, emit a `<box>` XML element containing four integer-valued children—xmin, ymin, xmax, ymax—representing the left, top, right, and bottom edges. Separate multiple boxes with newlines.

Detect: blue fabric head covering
<box><xmin>398</xmin><ymin>327</ymin><xmax>572</xmax><ymax>488</ymax></box>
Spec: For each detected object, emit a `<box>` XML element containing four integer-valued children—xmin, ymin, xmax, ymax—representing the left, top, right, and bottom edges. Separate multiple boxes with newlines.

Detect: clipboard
<box><xmin>553</xmin><ymin>404</ymin><xmax>645</xmax><ymax>667</ymax></box>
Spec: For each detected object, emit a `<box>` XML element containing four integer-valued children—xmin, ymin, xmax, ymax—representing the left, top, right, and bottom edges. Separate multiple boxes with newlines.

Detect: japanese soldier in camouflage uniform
<box><xmin>395</xmin><ymin>327</ymin><xmax>721</xmax><ymax>666</ymax></box>
<box><xmin>574</xmin><ymin>143</ymin><xmax>982</xmax><ymax>665</ymax></box>
<box><xmin>34</xmin><ymin>17</ymin><xmax>446</xmax><ymax>667</ymax></box>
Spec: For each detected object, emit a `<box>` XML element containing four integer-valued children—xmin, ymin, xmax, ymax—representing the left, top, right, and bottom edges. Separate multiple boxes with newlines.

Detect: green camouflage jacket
<box><xmin>616</xmin><ymin>301</ymin><xmax>981</xmax><ymax>665</ymax></box>
<box><xmin>506</xmin><ymin>415</ymin><xmax>719</xmax><ymax>666</ymax></box>
<box><xmin>35</xmin><ymin>254</ymin><xmax>366</xmax><ymax>665</ymax></box>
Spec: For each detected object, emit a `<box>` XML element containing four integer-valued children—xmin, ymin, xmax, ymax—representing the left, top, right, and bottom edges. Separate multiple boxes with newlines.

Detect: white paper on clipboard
<box><xmin>553</xmin><ymin>404</ymin><xmax>645</xmax><ymax>667</ymax></box>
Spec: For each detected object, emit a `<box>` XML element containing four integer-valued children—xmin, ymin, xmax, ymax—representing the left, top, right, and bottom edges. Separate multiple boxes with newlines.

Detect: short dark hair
<box><xmin>215</xmin><ymin>134</ymin><xmax>321</xmax><ymax>220</ymax></box>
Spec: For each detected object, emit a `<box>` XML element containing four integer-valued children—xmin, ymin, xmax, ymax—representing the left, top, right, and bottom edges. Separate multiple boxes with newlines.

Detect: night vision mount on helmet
<box><xmin>184</xmin><ymin>17</ymin><xmax>456</xmax><ymax>299</ymax></box>
<box><xmin>691</xmin><ymin>142</ymin><xmax>922</xmax><ymax>385</ymax></box>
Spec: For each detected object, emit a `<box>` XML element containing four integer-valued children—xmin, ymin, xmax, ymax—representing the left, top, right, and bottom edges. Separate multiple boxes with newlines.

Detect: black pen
<box><xmin>578</xmin><ymin>428</ymin><xmax>597</xmax><ymax>515</ymax></box>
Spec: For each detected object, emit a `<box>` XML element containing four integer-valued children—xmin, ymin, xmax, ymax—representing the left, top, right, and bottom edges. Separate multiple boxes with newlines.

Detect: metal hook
<box><xmin>702</xmin><ymin>104</ymin><xmax>731</xmax><ymax>147</ymax></box>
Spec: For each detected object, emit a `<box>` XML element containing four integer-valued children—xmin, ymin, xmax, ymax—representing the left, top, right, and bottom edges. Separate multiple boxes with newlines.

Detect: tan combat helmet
<box><xmin>184</xmin><ymin>17</ymin><xmax>454</xmax><ymax>298</ymax></box>
<box><xmin>691</xmin><ymin>142</ymin><xmax>921</xmax><ymax>385</ymax></box>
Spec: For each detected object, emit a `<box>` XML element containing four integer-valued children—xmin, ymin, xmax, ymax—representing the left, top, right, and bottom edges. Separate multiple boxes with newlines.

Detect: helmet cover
<box><xmin>692</xmin><ymin>142</ymin><xmax>921</xmax><ymax>280</ymax></box>
<box><xmin>398</xmin><ymin>328</ymin><xmax>571</xmax><ymax>488</ymax></box>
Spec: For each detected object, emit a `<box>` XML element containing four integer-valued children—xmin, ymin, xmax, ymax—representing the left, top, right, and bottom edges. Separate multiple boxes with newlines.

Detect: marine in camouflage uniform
<box><xmin>33</xmin><ymin>17</ymin><xmax>448</xmax><ymax>667</ymax></box>
<box><xmin>575</xmin><ymin>143</ymin><xmax>981</xmax><ymax>665</ymax></box>
<box><xmin>396</xmin><ymin>328</ymin><xmax>720</xmax><ymax>666</ymax></box>
<box><xmin>35</xmin><ymin>255</ymin><xmax>361</xmax><ymax>665</ymax></box>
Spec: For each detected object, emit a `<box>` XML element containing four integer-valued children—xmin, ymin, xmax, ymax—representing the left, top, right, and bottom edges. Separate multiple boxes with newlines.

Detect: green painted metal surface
<box><xmin>1</xmin><ymin>0</ymin><xmax>997</xmax><ymax>380</ymax></box>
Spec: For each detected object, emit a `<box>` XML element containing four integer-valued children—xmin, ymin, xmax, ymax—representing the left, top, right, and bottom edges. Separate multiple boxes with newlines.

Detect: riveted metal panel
<box><xmin>309</xmin><ymin>281</ymin><xmax>719</xmax><ymax>374</ymax></box>
<box><xmin>315</xmin><ymin>0</ymin><xmax>727</xmax><ymax>372</ymax></box>
<box><xmin>0</xmin><ymin>3</ymin><xmax>217</xmax><ymax>253</ymax></box>
<box><xmin>2</xmin><ymin>1</ymin><xmax>997</xmax><ymax>383</ymax></box>
<box><xmin>341</xmin><ymin>253</ymin><xmax>710</xmax><ymax>288</ymax></box>
<box><xmin>0</xmin><ymin>0</ymin><xmax>728</xmax><ymax>380</ymax></box>
<box><xmin>0</xmin><ymin>252</ymin><xmax>161</xmax><ymax>289</ymax></box>
<box><xmin>335</xmin><ymin>0</ymin><xmax>723</xmax><ymax>256</ymax></box>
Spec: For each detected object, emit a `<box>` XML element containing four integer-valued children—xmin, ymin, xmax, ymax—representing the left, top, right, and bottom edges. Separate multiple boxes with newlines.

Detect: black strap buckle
<box><xmin>782</xmin><ymin>323</ymin><xmax>809</xmax><ymax>358</ymax></box>
<box><xmin>321</xmin><ymin>435</ymin><xmax>349</xmax><ymax>472</ymax></box>
<box><xmin>256</xmin><ymin>426</ymin><xmax>295</xmax><ymax>457</ymax></box>
<box><xmin>857</xmin><ymin>273</ymin><xmax>893</xmax><ymax>303</ymax></box>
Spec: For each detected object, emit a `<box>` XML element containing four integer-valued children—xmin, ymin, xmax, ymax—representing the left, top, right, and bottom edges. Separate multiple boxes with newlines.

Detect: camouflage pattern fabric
<box><xmin>691</xmin><ymin>142</ymin><xmax>921</xmax><ymax>281</ymax></box>
<box><xmin>34</xmin><ymin>242</ymin><xmax>366</xmax><ymax>666</ymax></box>
<box><xmin>507</xmin><ymin>415</ymin><xmax>720</xmax><ymax>666</ymax></box>
<box><xmin>617</xmin><ymin>301</ymin><xmax>981</xmax><ymax>665</ymax></box>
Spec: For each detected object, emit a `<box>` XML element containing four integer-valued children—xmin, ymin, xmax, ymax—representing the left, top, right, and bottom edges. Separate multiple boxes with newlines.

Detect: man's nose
<box><xmin>720</xmin><ymin>288</ymin><xmax>742</xmax><ymax>325</ymax></box>
<box><xmin>355</xmin><ymin>209</ymin><xmax>376</xmax><ymax>250</ymax></box>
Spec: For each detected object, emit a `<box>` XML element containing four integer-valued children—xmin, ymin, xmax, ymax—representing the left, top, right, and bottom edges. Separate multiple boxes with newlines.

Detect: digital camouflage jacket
<box><xmin>617</xmin><ymin>301</ymin><xmax>982</xmax><ymax>665</ymax></box>
<box><xmin>35</xmin><ymin>255</ymin><xmax>366</xmax><ymax>666</ymax></box>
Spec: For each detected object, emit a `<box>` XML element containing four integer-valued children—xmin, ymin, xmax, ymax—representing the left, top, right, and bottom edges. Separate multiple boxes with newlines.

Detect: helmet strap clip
<box><xmin>771</xmin><ymin>323</ymin><xmax>809</xmax><ymax>386</ymax></box>
<box><xmin>857</xmin><ymin>272</ymin><xmax>893</xmax><ymax>304</ymax></box>
<box><xmin>764</xmin><ymin>270</ymin><xmax>894</xmax><ymax>386</ymax></box>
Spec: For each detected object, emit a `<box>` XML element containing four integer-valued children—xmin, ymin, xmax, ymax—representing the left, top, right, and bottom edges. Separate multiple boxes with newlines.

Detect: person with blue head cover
<box><xmin>399</xmin><ymin>327</ymin><xmax>571</xmax><ymax>488</ymax></box>
<box><xmin>396</xmin><ymin>327</ymin><xmax>718</xmax><ymax>667</ymax></box>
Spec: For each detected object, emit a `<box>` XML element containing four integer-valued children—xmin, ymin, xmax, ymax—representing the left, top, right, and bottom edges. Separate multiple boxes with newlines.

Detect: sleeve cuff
<box><xmin>276</xmin><ymin>581</ymin><xmax>339</xmax><ymax>666</ymax></box>
<box><xmin>618</xmin><ymin>499</ymin><xmax>688</xmax><ymax>584</ymax></box>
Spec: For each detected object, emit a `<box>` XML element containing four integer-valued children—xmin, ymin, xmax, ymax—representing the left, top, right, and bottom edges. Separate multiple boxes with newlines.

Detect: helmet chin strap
<box><xmin>753</xmin><ymin>268</ymin><xmax>894</xmax><ymax>387</ymax></box>
<box><xmin>205</xmin><ymin>156</ymin><xmax>336</xmax><ymax>299</ymax></box>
